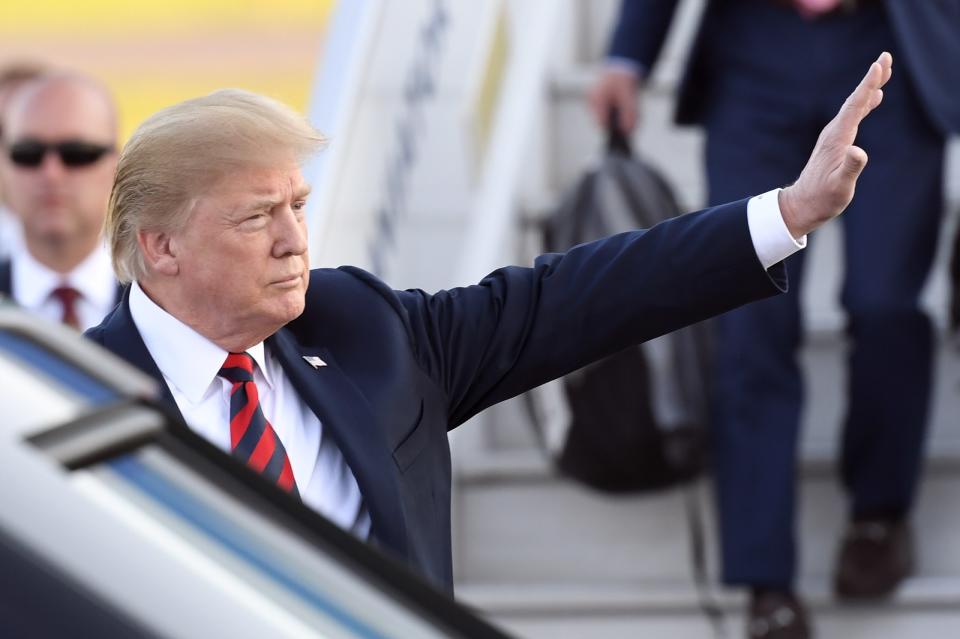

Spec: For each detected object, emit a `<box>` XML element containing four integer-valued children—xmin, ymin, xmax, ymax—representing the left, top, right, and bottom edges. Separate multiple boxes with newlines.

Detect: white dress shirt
<box><xmin>10</xmin><ymin>241</ymin><xmax>118</xmax><ymax>331</ymax></box>
<box><xmin>128</xmin><ymin>282</ymin><xmax>372</xmax><ymax>539</ymax></box>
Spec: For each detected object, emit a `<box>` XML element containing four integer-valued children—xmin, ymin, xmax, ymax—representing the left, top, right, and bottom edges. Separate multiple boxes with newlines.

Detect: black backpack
<box><xmin>527</xmin><ymin>127</ymin><xmax>711</xmax><ymax>493</ymax></box>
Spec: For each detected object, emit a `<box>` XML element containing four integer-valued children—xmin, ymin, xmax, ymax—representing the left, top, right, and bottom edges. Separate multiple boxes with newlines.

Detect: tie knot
<box><xmin>50</xmin><ymin>285</ymin><xmax>82</xmax><ymax>329</ymax></box>
<box><xmin>219</xmin><ymin>352</ymin><xmax>255</xmax><ymax>383</ymax></box>
<box><xmin>50</xmin><ymin>285</ymin><xmax>80</xmax><ymax>304</ymax></box>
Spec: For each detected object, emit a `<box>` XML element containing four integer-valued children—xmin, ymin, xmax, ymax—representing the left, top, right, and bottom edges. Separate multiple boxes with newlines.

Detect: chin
<box><xmin>277</xmin><ymin>289</ymin><xmax>307</xmax><ymax>323</ymax></box>
<box><xmin>35</xmin><ymin>227</ymin><xmax>75</xmax><ymax>244</ymax></box>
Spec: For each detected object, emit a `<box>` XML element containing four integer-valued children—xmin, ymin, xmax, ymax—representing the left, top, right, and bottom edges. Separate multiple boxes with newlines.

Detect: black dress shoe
<box><xmin>748</xmin><ymin>590</ymin><xmax>812</xmax><ymax>639</ymax></box>
<box><xmin>834</xmin><ymin>519</ymin><xmax>914</xmax><ymax>599</ymax></box>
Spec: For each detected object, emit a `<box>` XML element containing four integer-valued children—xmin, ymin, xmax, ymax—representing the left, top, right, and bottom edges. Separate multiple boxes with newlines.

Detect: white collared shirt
<box><xmin>10</xmin><ymin>241</ymin><xmax>118</xmax><ymax>331</ymax></box>
<box><xmin>0</xmin><ymin>206</ymin><xmax>21</xmax><ymax>260</ymax></box>
<box><xmin>129</xmin><ymin>281</ymin><xmax>371</xmax><ymax>538</ymax></box>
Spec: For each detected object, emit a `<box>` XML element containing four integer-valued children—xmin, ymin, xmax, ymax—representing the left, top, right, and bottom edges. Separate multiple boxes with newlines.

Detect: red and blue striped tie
<box><xmin>218</xmin><ymin>353</ymin><xmax>299</xmax><ymax>497</ymax></box>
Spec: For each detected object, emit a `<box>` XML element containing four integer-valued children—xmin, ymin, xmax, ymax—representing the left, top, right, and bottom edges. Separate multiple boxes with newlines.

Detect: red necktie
<box><xmin>218</xmin><ymin>353</ymin><xmax>299</xmax><ymax>496</ymax></box>
<box><xmin>50</xmin><ymin>286</ymin><xmax>81</xmax><ymax>329</ymax></box>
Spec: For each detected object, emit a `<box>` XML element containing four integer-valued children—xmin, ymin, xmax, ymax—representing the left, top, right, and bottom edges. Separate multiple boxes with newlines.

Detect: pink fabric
<box><xmin>794</xmin><ymin>0</ymin><xmax>843</xmax><ymax>17</ymax></box>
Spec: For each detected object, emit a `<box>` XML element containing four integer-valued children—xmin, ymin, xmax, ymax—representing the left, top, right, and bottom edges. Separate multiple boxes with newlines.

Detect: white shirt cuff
<box><xmin>747</xmin><ymin>188</ymin><xmax>807</xmax><ymax>270</ymax></box>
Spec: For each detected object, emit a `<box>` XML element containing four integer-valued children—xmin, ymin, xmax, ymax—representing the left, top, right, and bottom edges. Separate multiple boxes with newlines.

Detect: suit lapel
<box><xmin>113</xmin><ymin>282</ymin><xmax>127</xmax><ymax>307</ymax></box>
<box><xmin>0</xmin><ymin>259</ymin><xmax>11</xmax><ymax>297</ymax></box>
<box><xmin>267</xmin><ymin>328</ymin><xmax>409</xmax><ymax>559</ymax></box>
<box><xmin>101</xmin><ymin>288</ymin><xmax>182</xmax><ymax>420</ymax></box>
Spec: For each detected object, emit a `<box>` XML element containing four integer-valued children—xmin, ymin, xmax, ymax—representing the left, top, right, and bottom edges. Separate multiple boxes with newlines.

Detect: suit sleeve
<box><xmin>394</xmin><ymin>199</ymin><xmax>786</xmax><ymax>428</ymax></box>
<box><xmin>608</xmin><ymin>0</ymin><xmax>682</xmax><ymax>72</ymax></box>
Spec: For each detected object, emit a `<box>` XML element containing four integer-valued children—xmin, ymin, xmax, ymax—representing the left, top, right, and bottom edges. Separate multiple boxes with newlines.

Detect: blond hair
<box><xmin>106</xmin><ymin>89</ymin><xmax>325</xmax><ymax>283</ymax></box>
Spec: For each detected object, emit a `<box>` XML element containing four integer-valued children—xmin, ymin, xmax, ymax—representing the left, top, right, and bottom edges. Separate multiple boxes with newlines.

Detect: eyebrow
<box><xmin>245</xmin><ymin>186</ymin><xmax>312</xmax><ymax>212</ymax></box>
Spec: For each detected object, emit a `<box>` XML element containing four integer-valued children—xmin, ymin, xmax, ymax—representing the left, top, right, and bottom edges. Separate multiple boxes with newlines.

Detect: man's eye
<box><xmin>292</xmin><ymin>201</ymin><xmax>306</xmax><ymax>211</ymax></box>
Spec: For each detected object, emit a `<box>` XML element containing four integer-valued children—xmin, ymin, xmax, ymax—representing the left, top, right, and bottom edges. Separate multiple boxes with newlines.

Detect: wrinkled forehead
<box><xmin>195</xmin><ymin>160</ymin><xmax>311</xmax><ymax>208</ymax></box>
<box><xmin>4</xmin><ymin>80</ymin><xmax>116</xmax><ymax>142</ymax></box>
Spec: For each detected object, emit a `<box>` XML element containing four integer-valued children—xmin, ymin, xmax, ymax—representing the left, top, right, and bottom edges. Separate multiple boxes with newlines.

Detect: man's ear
<box><xmin>137</xmin><ymin>229</ymin><xmax>180</xmax><ymax>277</ymax></box>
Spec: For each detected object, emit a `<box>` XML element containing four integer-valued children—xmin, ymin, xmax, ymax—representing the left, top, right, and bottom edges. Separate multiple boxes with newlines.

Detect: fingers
<box><xmin>853</xmin><ymin>53</ymin><xmax>891</xmax><ymax>105</ymax></box>
<box><xmin>878</xmin><ymin>51</ymin><xmax>893</xmax><ymax>85</ymax></box>
<box><xmin>831</xmin><ymin>51</ymin><xmax>893</xmax><ymax>139</ymax></box>
<box><xmin>863</xmin><ymin>51</ymin><xmax>893</xmax><ymax>92</ymax></box>
<box><xmin>589</xmin><ymin>68</ymin><xmax>640</xmax><ymax>133</ymax></box>
<box><xmin>618</xmin><ymin>96</ymin><xmax>638</xmax><ymax>133</ymax></box>
<box><xmin>847</xmin><ymin>61</ymin><xmax>881</xmax><ymax>115</ymax></box>
<box><xmin>841</xmin><ymin>145</ymin><xmax>868</xmax><ymax>178</ymax></box>
<box><xmin>588</xmin><ymin>85</ymin><xmax>609</xmax><ymax>128</ymax></box>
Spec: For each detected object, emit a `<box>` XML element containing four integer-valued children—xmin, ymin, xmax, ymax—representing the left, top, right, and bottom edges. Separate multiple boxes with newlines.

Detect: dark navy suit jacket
<box><xmin>609</xmin><ymin>0</ymin><xmax>960</xmax><ymax>134</ymax></box>
<box><xmin>86</xmin><ymin>200</ymin><xmax>786</xmax><ymax>591</ymax></box>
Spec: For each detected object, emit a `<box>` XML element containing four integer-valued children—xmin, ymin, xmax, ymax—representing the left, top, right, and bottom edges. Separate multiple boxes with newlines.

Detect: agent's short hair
<box><xmin>106</xmin><ymin>89</ymin><xmax>325</xmax><ymax>283</ymax></box>
<box><xmin>0</xmin><ymin>61</ymin><xmax>46</xmax><ymax>140</ymax></box>
<box><xmin>0</xmin><ymin>62</ymin><xmax>46</xmax><ymax>89</ymax></box>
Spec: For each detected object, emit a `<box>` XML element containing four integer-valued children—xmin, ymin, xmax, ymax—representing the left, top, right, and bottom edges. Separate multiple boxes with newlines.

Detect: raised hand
<box><xmin>778</xmin><ymin>52</ymin><xmax>893</xmax><ymax>238</ymax></box>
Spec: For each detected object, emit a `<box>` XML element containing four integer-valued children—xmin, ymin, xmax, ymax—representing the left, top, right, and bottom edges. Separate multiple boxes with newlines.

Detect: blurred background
<box><xmin>0</xmin><ymin>0</ymin><xmax>334</xmax><ymax>142</ymax></box>
<box><xmin>2</xmin><ymin>0</ymin><xmax>959</xmax><ymax>637</ymax></box>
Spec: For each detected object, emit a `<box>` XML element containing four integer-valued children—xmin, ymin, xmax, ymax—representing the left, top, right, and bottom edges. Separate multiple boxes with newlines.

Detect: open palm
<box><xmin>779</xmin><ymin>52</ymin><xmax>893</xmax><ymax>238</ymax></box>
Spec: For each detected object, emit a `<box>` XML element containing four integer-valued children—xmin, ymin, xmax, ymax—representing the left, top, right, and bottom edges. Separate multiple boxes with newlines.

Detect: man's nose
<box><xmin>272</xmin><ymin>207</ymin><xmax>308</xmax><ymax>257</ymax></box>
<box><xmin>37</xmin><ymin>151</ymin><xmax>67</xmax><ymax>181</ymax></box>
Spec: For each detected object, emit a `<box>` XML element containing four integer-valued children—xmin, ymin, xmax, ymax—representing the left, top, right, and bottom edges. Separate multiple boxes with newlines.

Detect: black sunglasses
<box><xmin>7</xmin><ymin>139</ymin><xmax>114</xmax><ymax>168</ymax></box>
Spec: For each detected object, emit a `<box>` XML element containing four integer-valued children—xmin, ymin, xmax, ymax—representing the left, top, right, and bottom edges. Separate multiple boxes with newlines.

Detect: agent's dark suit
<box><xmin>609</xmin><ymin>0</ymin><xmax>959</xmax><ymax>587</ymax></box>
<box><xmin>0</xmin><ymin>260</ymin><xmax>10</xmax><ymax>296</ymax></box>
<box><xmin>88</xmin><ymin>200</ymin><xmax>784</xmax><ymax>591</ymax></box>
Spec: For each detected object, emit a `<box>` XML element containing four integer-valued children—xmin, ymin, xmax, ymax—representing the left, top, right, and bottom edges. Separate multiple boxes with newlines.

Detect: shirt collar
<box><xmin>129</xmin><ymin>281</ymin><xmax>274</xmax><ymax>404</ymax></box>
<box><xmin>11</xmin><ymin>241</ymin><xmax>116</xmax><ymax>309</ymax></box>
<box><xmin>11</xmin><ymin>243</ymin><xmax>58</xmax><ymax>309</ymax></box>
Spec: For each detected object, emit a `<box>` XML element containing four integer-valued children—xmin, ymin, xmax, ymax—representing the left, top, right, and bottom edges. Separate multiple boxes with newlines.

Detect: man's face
<box><xmin>0</xmin><ymin>81</ymin><xmax>116</xmax><ymax>244</ymax></box>
<box><xmin>169</xmin><ymin>162</ymin><xmax>311</xmax><ymax>337</ymax></box>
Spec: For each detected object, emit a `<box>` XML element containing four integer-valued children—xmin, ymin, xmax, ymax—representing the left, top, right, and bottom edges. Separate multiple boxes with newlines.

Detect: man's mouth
<box><xmin>270</xmin><ymin>273</ymin><xmax>303</xmax><ymax>287</ymax></box>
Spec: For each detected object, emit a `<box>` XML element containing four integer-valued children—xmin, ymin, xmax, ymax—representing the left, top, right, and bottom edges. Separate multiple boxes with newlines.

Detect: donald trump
<box><xmin>88</xmin><ymin>53</ymin><xmax>894</xmax><ymax>591</ymax></box>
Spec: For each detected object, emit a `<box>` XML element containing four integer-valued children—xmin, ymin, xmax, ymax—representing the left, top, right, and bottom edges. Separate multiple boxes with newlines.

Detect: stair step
<box><xmin>458</xmin><ymin>579</ymin><xmax>960</xmax><ymax>639</ymax></box>
<box><xmin>458</xmin><ymin>577</ymin><xmax>960</xmax><ymax>614</ymax></box>
<box><xmin>452</xmin><ymin>449</ymin><xmax>960</xmax><ymax>584</ymax></box>
<box><xmin>455</xmin><ymin>446</ymin><xmax>960</xmax><ymax>484</ymax></box>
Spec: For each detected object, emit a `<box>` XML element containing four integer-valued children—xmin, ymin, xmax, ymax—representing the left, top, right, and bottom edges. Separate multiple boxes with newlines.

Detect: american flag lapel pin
<box><xmin>302</xmin><ymin>355</ymin><xmax>327</xmax><ymax>369</ymax></box>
